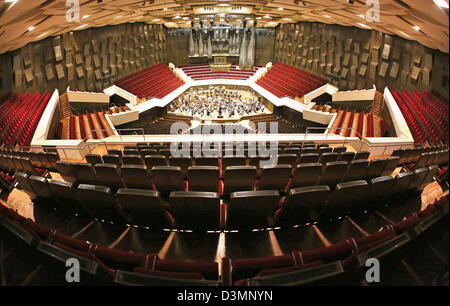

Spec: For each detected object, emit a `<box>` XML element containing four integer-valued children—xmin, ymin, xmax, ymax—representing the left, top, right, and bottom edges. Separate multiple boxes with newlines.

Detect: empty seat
<box><xmin>257</xmin><ymin>165</ymin><xmax>292</xmax><ymax>192</ymax></box>
<box><xmin>195</xmin><ymin>157</ymin><xmax>219</xmax><ymax>167</ymax></box>
<box><xmin>121</xmin><ymin>165</ymin><xmax>153</xmax><ymax>189</ymax></box>
<box><xmin>410</xmin><ymin>167</ymin><xmax>429</xmax><ymax>191</ymax></box>
<box><xmin>393</xmin><ymin>171</ymin><xmax>414</xmax><ymax>194</ymax></box>
<box><xmin>343</xmin><ymin>160</ymin><xmax>369</xmax><ymax>182</ymax></box>
<box><xmin>226</xmin><ymin>190</ymin><xmax>280</xmax><ymax>230</ymax></box>
<box><xmin>318</xmin><ymin>161</ymin><xmax>348</xmax><ymax>187</ymax></box>
<box><xmin>277</xmin><ymin>154</ymin><xmax>298</xmax><ymax>168</ymax></box>
<box><xmin>169</xmin><ymin>157</ymin><xmax>193</xmax><ymax>178</ymax></box>
<box><xmin>382</xmin><ymin>156</ymin><xmax>400</xmax><ymax>176</ymax></box>
<box><xmin>115</xmin><ymin>189</ymin><xmax>173</xmax><ymax>228</ymax></box>
<box><xmin>144</xmin><ymin>155</ymin><xmax>167</xmax><ymax>169</ymax></box>
<box><xmin>169</xmin><ymin>191</ymin><xmax>221</xmax><ymax>230</ymax></box>
<box><xmin>14</xmin><ymin>172</ymin><xmax>36</xmax><ymax>198</ymax></box>
<box><xmin>366</xmin><ymin>158</ymin><xmax>387</xmax><ymax>179</ymax></box>
<box><xmin>333</xmin><ymin>146</ymin><xmax>347</xmax><ymax>153</ymax></box>
<box><xmin>275</xmin><ymin>186</ymin><xmax>331</xmax><ymax>226</ymax></box>
<box><xmin>49</xmin><ymin>180</ymin><xmax>89</xmax><ymax>215</ymax></box>
<box><xmin>290</xmin><ymin>163</ymin><xmax>322</xmax><ymax>188</ymax></box>
<box><xmin>222</xmin><ymin>156</ymin><xmax>247</xmax><ymax>170</ymax></box>
<box><xmin>369</xmin><ymin>176</ymin><xmax>396</xmax><ymax>206</ymax></box>
<box><xmin>73</xmin><ymin>162</ymin><xmax>98</xmax><ymax>185</ymax></box>
<box><xmin>354</xmin><ymin>151</ymin><xmax>370</xmax><ymax>160</ymax></box>
<box><xmin>222</xmin><ymin>166</ymin><xmax>256</xmax><ymax>195</ymax></box>
<box><xmin>151</xmin><ymin>166</ymin><xmax>186</xmax><ymax>194</ymax></box>
<box><xmin>187</xmin><ymin>166</ymin><xmax>220</xmax><ymax>192</ymax></box>
<box><xmin>85</xmin><ymin>154</ymin><xmax>103</xmax><ymax>165</ymax></box>
<box><xmin>102</xmin><ymin>154</ymin><xmax>122</xmax><ymax>165</ymax></box>
<box><xmin>28</xmin><ymin>175</ymin><xmax>52</xmax><ymax>199</ymax></box>
<box><xmin>337</xmin><ymin>152</ymin><xmax>355</xmax><ymax>162</ymax></box>
<box><xmin>107</xmin><ymin>149</ymin><xmax>123</xmax><ymax>157</ymax></box>
<box><xmin>77</xmin><ymin>184</ymin><xmax>124</xmax><ymax>221</ymax></box>
<box><xmin>326</xmin><ymin>180</ymin><xmax>369</xmax><ymax>216</ymax></box>
<box><xmin>94</xmin><ymin>164</ymin><xmax>124</xmax><ymax>189</ymax></box>
<box><xmin>319</xmin><ymin>152</ymin><xmax>339</xmax><ymax>165</ymax></box>
<box><xmin>298</xmin><ymin>153</ymin><xmax>319</xmax><ymax>164</ymax></box>
<box><xmin>55</xmin><ymin>161</ymin><xmax>77</xmax><ymax>183</ymax></box>
<box><xmin>122</xmin><ymin>155</ymin><xmax>143</xmax><ymax>166</ymax></box>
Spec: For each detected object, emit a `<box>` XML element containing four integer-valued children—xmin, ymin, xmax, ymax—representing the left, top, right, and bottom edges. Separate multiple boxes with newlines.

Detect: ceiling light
<box><xmin>413</xmin><ymin>26</ymin><xmax>420</xmax><ymax>31</ymax></box>
<box><xmin>433</xmin><ymin>0</ymin><xmax>449</xmax><ymax>8</ymax></box>
<box><xmin>27</xmin><ymin>26</ymin><xmax>35</xmax><ymax>31</ymax></box>
<box><xmin>357</xmin><ymin>23</ymin><xmax>371</xmax><ymax>29</ymax></box>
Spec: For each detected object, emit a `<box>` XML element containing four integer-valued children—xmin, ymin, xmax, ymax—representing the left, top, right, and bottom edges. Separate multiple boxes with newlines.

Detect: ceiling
<box><xmin>0</xmin><ymin>0</ymin><xmax>448</xmax><ymax>55</ymax></box>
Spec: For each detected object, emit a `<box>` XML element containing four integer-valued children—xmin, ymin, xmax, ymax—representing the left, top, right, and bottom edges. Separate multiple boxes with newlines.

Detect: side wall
<box><xmin>0</xmin><ymin>23</ymin><xmax>167</xmax><ymax>97</ymax></box>
<box><xmin>274</xmin><ymin>22</ymin><xmax>449</xmax><ymax>99</ymax></box>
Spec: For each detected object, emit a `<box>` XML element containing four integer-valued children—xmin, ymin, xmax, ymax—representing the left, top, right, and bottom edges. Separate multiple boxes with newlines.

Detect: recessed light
<box><xmin>357</xmin><ymin>23</ymin><xmax>371</xmax><ymax>29</ymax></box>
<box><xmin>433</xmin><ymin>0</ymin><xmax>449</xmax><ymax>8</ymax></box>
<box><xmin>413</xmin><ymin>26</ymin><xmax>420</xmax><ymax>31</ymax></box>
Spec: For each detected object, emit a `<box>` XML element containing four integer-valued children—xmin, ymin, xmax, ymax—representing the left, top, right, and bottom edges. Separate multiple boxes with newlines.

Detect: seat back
<box><xmin>115</xmin><ymin>189</ymin><xmax>171</xmax><ymax>228</ymax></box>
<box><xmin>73</xmin><ymin>162</ymin><xmax>98</xmax><ymax>185</ymax></box>
<box><xmin>319</xmin><ymin>161</ymin><xmax>348</xmax><ymax>187</ymax></box>
<box><xmin>169</xmin><ymin>191</ymin><xmax>221</xmax><ymax>230</ymax></box>
<box><xmin>343</xmin><ymin>160</ymin><xmax>369</xmax><ymax>182</ymax></box>
<box><xmin>291</xmin><ymin>163</ymin><xmax>322</xmax><ymax>188</ymax></box>
<box><xmin>121</xmin><ymin>165</ymin><xmax>153</xmax><ymax>189</ymax></box>
<box><xmin>151</xmin><ymin>166</ymin><xmax>185</xmax><ymax>193</ymax></box>
<box><xmin>257</xmin><ymin>165</ymin><xmax>292</xmax><ymax>192</ymax></box>
<box><xmin>223</xmin><ymin>166</ymin><xmax>256</xmax><ymax>195</ymax></box>
<box><xmin>94</xmin><ymin>163</ymin><xmax>124</xmax><ymax>189</ymax></box>
<box><xmin>276</xmin><ymin>186</ymin><xmax>331</xmax><ymax>225</ymax></box>
<box><xmin>227</xmin><ymin>190</ymin><xmax>280</xmax><ymax>230</ymax></box>
<box><xmin>187</xmin><ymin>166</ymin><xmax>220</xmax><ymax>192</ymax></box>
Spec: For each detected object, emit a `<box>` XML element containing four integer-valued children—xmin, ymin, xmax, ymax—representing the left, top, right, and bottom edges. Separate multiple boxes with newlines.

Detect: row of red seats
<box><xmin>0</xmin><ymin>194</ymin><xmax>447</xmax><ymax>285</ymax></box>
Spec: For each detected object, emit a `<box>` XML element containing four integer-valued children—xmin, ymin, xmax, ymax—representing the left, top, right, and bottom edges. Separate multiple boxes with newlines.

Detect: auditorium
<box><xmin>0</xmin><ymin>0</ymin><xmax>448</xmax><ymax>287</ymax></box>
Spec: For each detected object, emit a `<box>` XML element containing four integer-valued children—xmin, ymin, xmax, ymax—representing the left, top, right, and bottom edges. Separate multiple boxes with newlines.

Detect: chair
<box><xmin>257</xmin><ymin>165</ymin><xmax>292</xmax><ymax>192</ymax></box>
<box><xmin>85</xmin><ymin>154</ymin><xmax>103</xmax><ymax>165</ymax></box>
<box><xmin>73</xmin><ymin>162</ymin><xmax>98</xmax><ymax>185</ymax></box>
<box><xmin>121</xmin><ymin>165</ymin><xmax>153</xmax><ymax>190</ymax></box>
<box><xmin>122</xmin><ymin>155</ymin><xmax>143</xmax><ymax>166</ymax></box>
<box><xmin>151</xmin><ymin>166</ymin><xmax>186</xmax><ymax>194</ymax></box>
<box><xmin>275</xmin><ymin>186</ymin><xmax>331</xmax><ymax>226</ymax></box>
<box><xmin>115</xmin><ymin>189</ymin><xmax>173</xmax><ymax>228</ymax></box>
<box><xmin>365</xmin><ymin>158</ymin><xmax>387</xmax><ymax>179</ymax></box>
<box><xmin>222</xmin><ymin>166</ymin><xmax>256</xmax><ymax>195</ymax></box>
<box><xmin>226</xmin><ymin>190</ymin><xmax>280</xmax><ymax>230</ymax></box>
<box><xmin>318</xmin><ymin>161</ymin><xmax>348</xmax><ymax>187</ymax></box>
<box><xmin>169</xmin><ymin>191</ymin><xmax>221</xmax><ymax>230</ymax></box>
<box><xmin>298</xmin><ymin>153</ymin><xmax>319</xmax><ymax>164</ymax></box>
<box><xmin>325</xmin><ymin>180</ymin><xmax>369</xmax><ymax>217</ymax></box>
<box><xmin>102</xmin><ymin>154</ymin><xmax>122</xmax><ymax>165</ymax></box>
<box><xmin>77</xmin><ymin>184</ymin><xmax>124</xmax><ymax>221</ymax></box>
<box><xmin>343</xmin><ymin>160</ymin><xmax>369</xmax><ymax>182</ymax></box>
<box><xmin>94</xmin><ymin>164</ymin><xmax>124</xmax><ymax>189</ymax></box>
<box><xmin>290</xmin><ymin>163</ymin><xmax>322</xmax><ymax>188</ymax></box>
<box><xmin>55</xmin><ymin>161</ymin><xmax>77</xmax><ymax>183</ymax></box>
<box><xmin>187</xmin><ymin>166</ymin><xmax>220</xmax><ymax>192</ymax></box>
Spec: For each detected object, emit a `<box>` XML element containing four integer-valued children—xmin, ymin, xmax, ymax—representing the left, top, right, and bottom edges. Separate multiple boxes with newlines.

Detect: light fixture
<box><xmin>433</xmin><ymin>0</ymin><xmax>449</xmax><ymax>8</ymax></box>
<box><xmin>357</xmin><ymin>23</ymin><xmax>371</xmax><ymax>29</ymax></box>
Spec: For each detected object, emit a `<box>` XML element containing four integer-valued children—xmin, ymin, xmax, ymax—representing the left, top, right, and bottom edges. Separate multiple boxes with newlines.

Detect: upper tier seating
<box><xmin>114</xmin><ymin>63</ymin><xmax>185</xmax><ymax>100</ymax></box>
<box><xmin>180</xmin><ymin>64</ymin><xmax>259</xmax><ymax>80</ymax></box>
<box><xmin>256</xmin><ymin>62</ymin><xmax>327</xmax><ymax>99</ymax></box>
<box><xmin>392</xmin><ymin>89</ymin><xmax>449</xmax><ymax>144</ymax></box>
<box><xmin>0</xmin><ymin>91</ymin><xmax>51</xmax><ymax>146</ymax></box>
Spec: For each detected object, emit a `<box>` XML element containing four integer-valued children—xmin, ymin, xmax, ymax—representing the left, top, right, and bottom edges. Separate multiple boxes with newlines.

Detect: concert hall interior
<box><xmin>0</xmin><ymin>0</ymin><xmax>448</xmax><ymax>287</ymax></box>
